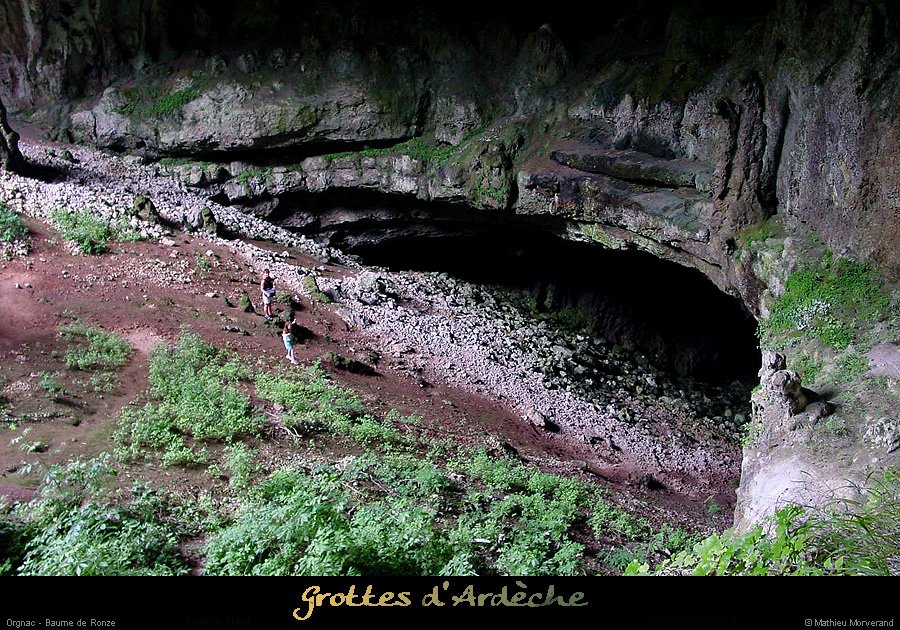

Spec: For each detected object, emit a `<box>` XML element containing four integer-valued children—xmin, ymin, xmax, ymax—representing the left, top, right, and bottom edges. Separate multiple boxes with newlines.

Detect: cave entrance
<box><xmin>333</xmin><ymin>219</ymin><xmax>761</xmax><ymax>386</ymax></box>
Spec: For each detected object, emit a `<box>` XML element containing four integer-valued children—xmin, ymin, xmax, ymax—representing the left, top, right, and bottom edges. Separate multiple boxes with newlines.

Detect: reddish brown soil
<box><xmin>0</xmin><ymin>215</ymin><xmax>733</xmax><ymax>532</ymax></box>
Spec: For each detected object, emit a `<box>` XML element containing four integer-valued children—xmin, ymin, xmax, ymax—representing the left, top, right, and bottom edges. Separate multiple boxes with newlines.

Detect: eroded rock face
<box><xmin>732</xmin><ymin>352</ymin><xmax>861</xmax><ymax>532</ymax></box>
<box><xmin>0</xmin><ymin>96</ymin><xmax>23</xmax><ymax>172</ymax></box>
<box><xmin>3</xmin><ymin>1</ymin><xmax>896</xmax><ymax>283</ymax></box>
<box><xmin>70</xmin><ymin>78</ymin><xmax>426</xmax><ymax>155</ymax></box>
<box><xmin>753</xmin><ymin>352</ymin><xmax>808</xmax><ymax>419</ymax></box>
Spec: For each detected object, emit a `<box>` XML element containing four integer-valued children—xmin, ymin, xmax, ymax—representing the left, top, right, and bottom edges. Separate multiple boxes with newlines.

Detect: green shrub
<box><xmin>589</xmin><ymin>496</ymin><xmax>647</xmax><ymax>538</ymax></box>
<box><xmin>50</xmin><ymin>209</ymin><xmax>142</xmax><ymax>254</ymax></box>
<box><xmin>195</xmin><ymin>254</ymin><xmax>211</xmax><ymax>273</ymax></box>
<box><xmin>58</xmin><ymin>322</ymin><xmax>132</xmax><ymax>371</ymax></box>
<box><xmin>255</xmin><ymin>364</ymin><xmax>364</xmax><ymax>432</ymax></box>
<box><xmin>50</xmin><ymin>208</ymin><xmax>113</xmax><ymax>254</ymax></box>
<box><xmin>113</xmin><ymin>332</ymin><xmax>261</xmax><ymax>466</ymax></box>
<box><xmin>3</xmin><ymin>456</ymin><xmax>189</xmax><ymax>576</ymax></box>
<box><xmin>445</xmin><ymin>448</ymin><xmax>631</xmax><ymax>575</ymax></box>
<box><xmin>204</xmin><ymin>462</ymin><xmax>461</xmax><ymax>576</ymax></box>
<box><xmin>0</xmin><ymin>513</ymin><xmax>30</xmax><ymax>576</ymax></box>
<box><xmin>18</xmin><ymin>495</ymin><xmax>187</xmax><ymax>576</ymax></box>
<box><xmin>450</xmin><ymin>447</ymin><xmax>530</xmax><ymax>491</ymax></box>
<box><xmin>627</xmin><ymin>470</ymin><xmax>899</xmax><ymax>576</ymax></box>
<box><xmin>790</xmin><ymin>354</ymin><xmax>823</xmax><ymax>384</ymax></box>
<box><xmin>0</xmin><ymin>202</ymin><xmax>28</xmax><ymax>243</ymax></box>
<box><xmin>37</xmin><ymin>371</ymin><xmax>64</xmax><ymax>397</ymax></box>
<box><xmin>204</xmin><ymin>452</ymin><xmax>613</xmax><ymax>577</ymax></box>
<box><xmin>740</xmin><ymin>418</ymin><xmax>764</xmax><ymax>447</ymax></box>
<box><xmin>223</xmin><ymin>443</ymin><xmax>256</xmax><ymax>492</ymax></box>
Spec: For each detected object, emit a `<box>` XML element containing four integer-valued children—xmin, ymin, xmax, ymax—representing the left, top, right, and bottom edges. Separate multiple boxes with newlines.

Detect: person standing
<box><xmin>282</xmin><ymin>320</ymin><xmax>297</xmax><ymax>365</ymax></box>
<box><xmin>260</xmin><ymin>269</ymin><xmax>276</xmax><ymax>321</ymax></box>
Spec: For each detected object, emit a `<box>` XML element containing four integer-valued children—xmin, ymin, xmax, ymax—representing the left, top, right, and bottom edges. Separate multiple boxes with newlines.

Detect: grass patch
<box><xmin>118</xmin><ymin>84</ymin><xmax>201</xmax><ymax>119</ymax></box>
<box><xmin>58</xmin><ymin>319</ymin><xmax>131</xmax><ymax>392</ymax></box>
<box><xmin>739</xmin><ymin>220</ymin><xmax>775</xmax><ymax>248</ymax></box>
<box><xmin>789</xmin><ymin>353</ymin><xmax>823</xmax><ymax>384</ymax></box>
<box><xmin>835</xmin><ymin>351</ymin><xmax>869</xmax><ymax>382</ymax></box>
<box><xmin>759</xmin><ymin>253</ymin><xmax>890</xmax><ymax>351</ymax></box>
<box><xmin>302</xmin><ymin>275</ymin><xmax>332</xmax><ymax>304</ymax></box>
<box><xmin>50</xmin><ymin>208</ymin><xmax>141</xmax><ymax>254</ymax></box>
<box><xmin>321</xmin><ymin>126</ymin><xmax>491</xmax><ymax>168</ymax></box>
<box><xmin>234</xmin><ymin>167</ymin><xmax>273</xmax><ymax>185</ymax></box>
<box><xmin>112</xmin><ymin>332</ymin><xmax>261</xmax><ymax>467</ymax></box>
<box><xmin>223</xmin><ymin>443</ymin><xmax>256</xmax><ymax>492</ymax></box>
<box><xmin>0</xmin><ymin>202</ymin><xmax>28</xmax><ymax>243</ymax></box>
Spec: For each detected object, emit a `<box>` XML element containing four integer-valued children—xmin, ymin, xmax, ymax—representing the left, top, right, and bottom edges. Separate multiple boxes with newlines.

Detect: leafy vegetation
<box><xmin>0</xmin><ymin>202</ymin><xmax>28</xmax><ymax>243</ymax></box>
<box><xmin>628</xmin><ymin>470</ymin><xmax>899</xmax><ymax>576</ymax></box>
<box><xmin>37</xmin><ymin>371</ymin><xmax>65</xmax><ymax>398</ymax></box>
<box><xmin>195</xmin><ymin>254</ymin><xmax>211</xmax><ymax>273</ymax></box>
<box><xmin>0</xmin><ymin>455</ymin><xmax>189</xmax><ymax>576</ymax></box>
<box><xmin>223</xmin><ymin>443</ymin><xmax>256</xmax><ymax>492</ymax></box>
<box><xmin>50</xmin><ymin>208</ymin><xmax>141</xmax><ymax>254</ymax></box>
<box><xmin>112</xmin><ymin>332</ymin><xmax>261</xmax><ymax>467</ymax></box>
<box><xmin>58</xmin><ymin>321</ymin><xmax>132</xmax><ymax>372</ymax></box>
<box><xmin>759</xmin><ymin>253</ymin><xmax>890</xmax><ymax>350</ymax></box>
<box><xmin>255</xmin><ymin>365</ymin><xmax>409</xmax><ymax>446</ymax></box>
<box><xmin>740</xmin><ymin>417</ymin><xmax>764</xmax><ymax>448</ymax></box>
<box><xmin>203</xmin><ymin>449</ymin><xmax>619</xmax><ymax>576</ymax></box>
<box><xmin>835</xmin><ymin>351</ymin><xmax>869</xmax><ymax>382</ymax></box>
<box><xmin>201</xmin><ymin>437</ymin><xmax>692</xmax><ymax>576</ymax></box>
<box><xmin>203</xmin><ymin>463</ymin><xmax>457</xmax><ymax>576</ymax></box>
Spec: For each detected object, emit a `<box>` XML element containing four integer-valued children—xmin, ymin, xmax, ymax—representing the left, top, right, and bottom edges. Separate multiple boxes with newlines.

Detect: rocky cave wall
<box><xmin>1</xmin><ymin>0</ymin><xmax>898</xmax><ymax>529</ymax></box>
<box><xmin>1</xmin><ymin>0</ymin><xmax>897</xmax><ymax>291</ymax></box>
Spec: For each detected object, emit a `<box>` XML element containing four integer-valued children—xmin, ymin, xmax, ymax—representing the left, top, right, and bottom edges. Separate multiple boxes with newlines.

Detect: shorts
<box><xmin>283</xmin><ymin>336</ymin><xmax>293</xmax><ymax>350</ymax></box>
<box><xmin>262</xmin><ymin>293</ymin><xmax>273</xmax><ymax>305</ymax></box>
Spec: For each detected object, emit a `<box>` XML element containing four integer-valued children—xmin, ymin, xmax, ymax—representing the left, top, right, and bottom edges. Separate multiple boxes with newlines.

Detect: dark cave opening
<box><xmin>329</xmin><ymin>218</ymin><xmax>761</xmax><ymax>385</ymax></box>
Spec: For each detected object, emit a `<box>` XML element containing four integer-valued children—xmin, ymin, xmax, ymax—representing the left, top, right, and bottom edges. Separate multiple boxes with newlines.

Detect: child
<box><xmin>282</xmin><ymin>320</ymin><xmax>297</xmax><ymax>365</ymax></box>
<box><xmin>260</xmin><ymin>269</ymin><xmax>276</xmax><ymax>321</ymax></box>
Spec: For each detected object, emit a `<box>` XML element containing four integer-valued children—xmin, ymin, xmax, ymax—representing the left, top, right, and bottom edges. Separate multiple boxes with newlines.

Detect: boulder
<box><xmin>130</xmin><ymin>195</ymin><xmax>161</xmax><ymax>224</ymax></box>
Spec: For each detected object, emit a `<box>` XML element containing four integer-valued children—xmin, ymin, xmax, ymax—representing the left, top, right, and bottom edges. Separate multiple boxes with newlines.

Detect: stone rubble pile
<box><xmin>329</xmin><ymin>269</ymin><xmax>747</xmax><ymax>493</ymax></box>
